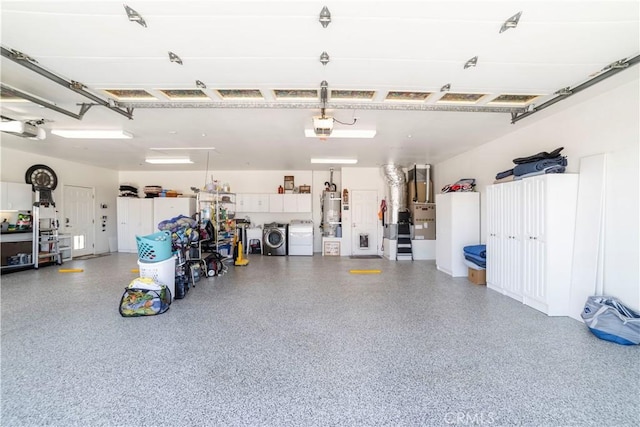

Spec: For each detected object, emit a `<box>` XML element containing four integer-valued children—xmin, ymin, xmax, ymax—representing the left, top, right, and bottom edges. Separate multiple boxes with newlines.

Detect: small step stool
<box><xmin>396</xmin><ymin>223</ymin><xmax>413</xmax><ymax>260</ymax></box>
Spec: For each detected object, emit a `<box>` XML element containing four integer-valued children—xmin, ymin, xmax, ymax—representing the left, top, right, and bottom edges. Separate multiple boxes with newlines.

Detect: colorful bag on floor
<box><xmin>119</xmin><ymin>277</ymin><xmax>171</xmax><ymax>317</ymax></box>
<box><xmin>581</xmin><ymin>296</ymin><xmax>640</xmax><ymax>345</ymax></box>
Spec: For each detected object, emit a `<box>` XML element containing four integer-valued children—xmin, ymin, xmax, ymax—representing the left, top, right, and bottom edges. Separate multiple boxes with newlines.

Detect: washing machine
<box><xmin>263</xmin><ymin>223</ymin><xmax>288</xmax><ymax>256</ymax></box>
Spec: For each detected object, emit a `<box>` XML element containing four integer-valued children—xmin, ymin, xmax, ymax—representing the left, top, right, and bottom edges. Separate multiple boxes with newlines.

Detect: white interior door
<box><xmin>351</xmin><ymin>190</ymin><xmax>378</xmax><ymax>256</ymax></box>
<box><xmin>63</xmin><ymin>185</ymin><xmax>94</xmax><ymax>257</ymax></box>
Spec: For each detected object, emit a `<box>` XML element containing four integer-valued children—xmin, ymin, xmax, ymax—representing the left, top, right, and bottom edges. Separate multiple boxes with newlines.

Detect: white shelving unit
<box><xmin>58</xmin><ymin>233</ymin><xmax>73</xmax><ymax>262</ymax></box>
<box><xmin>435</xmin><ymin>192</ymin><xmax>480</xmax><ymax>277</ymax></box>
<box><xmin>0</xmin><ymin>182</ymin><xmax>35</xmax><ymax>272</ymax></box>
<box><xmin>197</xmin><ymin>191</ymin><xmax>236</xmax><ymax>257</ymax></box>
<box><xmin>34</xmin><ymin>203</ymin><xmax>62</xmax><ymax>268</ymax></box>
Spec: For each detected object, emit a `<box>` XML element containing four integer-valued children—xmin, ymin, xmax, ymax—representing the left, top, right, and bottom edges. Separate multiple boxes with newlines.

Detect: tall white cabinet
<box><xmin>486</xmin><ymin>174</ymin><xmax>578</xmax><ymax>316</ymax></box>
<box><xmin>117</xmin><ymin>198</ymin><xmax>154</xmax><ymax>253</ymax></box>
<box><xmin>152</xmin><ymin>197</ymin><xmax>196</xmax><ymax>228</ymax></box>
<box><xmin>435</xmin><ymin>192</ymin><xmax>480</xmax><ymax>277</ymax></box>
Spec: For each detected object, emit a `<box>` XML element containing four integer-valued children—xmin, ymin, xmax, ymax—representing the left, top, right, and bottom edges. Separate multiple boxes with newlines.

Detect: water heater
<box><xmin>320</xmin><ymin>191</ymin><xmax>341</xmax><ymax>236</ymax></box>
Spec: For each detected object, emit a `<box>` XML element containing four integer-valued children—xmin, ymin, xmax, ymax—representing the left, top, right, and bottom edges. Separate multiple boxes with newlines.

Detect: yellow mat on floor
<box><xmin>349</xmin><ymin>269</ymin><xmax>382</xmax><ymax>274</ymax></box>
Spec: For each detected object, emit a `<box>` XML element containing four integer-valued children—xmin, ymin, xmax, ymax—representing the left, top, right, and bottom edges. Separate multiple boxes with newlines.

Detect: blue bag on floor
<box><xmin>119</xmin><ymin>277</ymin><xmax>171</xmax><ymax>317</ymax></box>
<box><xmin>581</xmin><ymin>296</ymin><xmax>640</xmax><ymax>345</ymax></box>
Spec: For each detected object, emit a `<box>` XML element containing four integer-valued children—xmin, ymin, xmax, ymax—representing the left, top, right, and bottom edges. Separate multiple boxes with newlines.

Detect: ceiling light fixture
<box><xmin>320</xmin><ymin>51</ymin><xmax>330</xmax><ymax>66</ymax></box>
<box><xmin>464</xmin><ymin>56</ymin><xmax>478</xmax><ymax>69</ymax></box>
<box><xmin>440</xmin><ymin>83</ymin><xmax>451</xmax><ymax>92</ymax></box>
<box><xmin>195</xmin><ymin>80</ymin><xmax>207</xmax><ymax>89</ymax></box>
<box><xmin>311</xmin><ymin>158</ymin><xmax>358</xmax><ymax>165</ymax></box>
<box><xmin>124</xmin><ymin>4</ymin><xmax>147</xmax><ymax>27</ymax></box>
<box><xmin>168</xmin><ymin>51</ymin><xmax>183</xmax><ymax>65</ymax></box>
<box><xmin>305</xmin><ymin>129</ymin><xmax>376</xmax><ymax>139</ymax></box>
<box><xmin>145</xmin><ymin>158</ymin><xmax>193</xmax><ymax>164</ymax></box>
<box><xmin>500</xmin><ymin>11</ymin><xmax>522</xmax><ymax>33</ymax></box>
<box><xmin>51</xmin><ymin>129</ymin><xmax>133</xmax><ymax>139</ymax></box>
<box><xmin>150</xmin><ymin>147</ymin><xmax>216</xmax><ymax>151</ymax></box>
<box><xmin>319</xmin><ymin>6</ymin><xmax>331</xmax><ymax>28</ymax></box>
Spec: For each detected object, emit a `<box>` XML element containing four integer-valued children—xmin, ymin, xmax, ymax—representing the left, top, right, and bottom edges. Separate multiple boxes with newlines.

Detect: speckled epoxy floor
<box><xmin>1</xmin><ymin>253</ymin><xmax>638</xmax><ymax>427</ymax></box>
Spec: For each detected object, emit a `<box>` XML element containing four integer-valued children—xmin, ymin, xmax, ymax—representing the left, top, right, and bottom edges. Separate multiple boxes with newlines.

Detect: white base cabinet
<box><xmin>117</xmin><ymin>198</ymin><xmax>154</xmax><ymax>253</ymax></box>
<box><xmin>435</xmin><ymin>192</ymin><xmax>480</xmax><ymax>277</ymax></box>
<box><xmin>486</xmin><ymin>174</ymin><xmax>578</xmax><ymax>316</ymax></box>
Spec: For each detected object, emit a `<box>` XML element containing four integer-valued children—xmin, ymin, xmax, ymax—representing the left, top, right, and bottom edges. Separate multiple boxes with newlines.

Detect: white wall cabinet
<box><xmin>435</xmin><ymin>192</ymin><xmax>480</xmax><ymax>277</ymax></box>
<box><xmin>272</xmin><ymin>194</ymin><xmax>312</xmax><ymax>213</ymax></box>
<box><xmin>153</xmin><ymin>197</ymin><xmax>196</xmax><ymax>228</ymax></box>
<box><xmin>486</xmin><ymin>174</ymin><xmax>579</xmax><ymax>316</ymax></box>
<box><xmin>268</xmin><ymin>194</ymin><xmax>284</xmax><ymax>212</ymax></box>
<box><xmin>237</xmin><ymin>193</ymin><xmax>269</xmax><ymax>212</ymax></box>
<box><xmin>117</xmin><ymin>198</ymin><xmax>154</xmax><ymax>253</ymax></box>
<box><xmin>237</xmin><ymin>193</ymin><xmax>311</xmax><ymax>213</ymax></box>
<box><xmin>1</xmin><ymin>182</ymin><xmax>33</xmax><ymax>211</ymax></box>
<box><xmin>295</xmin><ymin>194</ymin><xmax>312</xmax><ymax>212</ymax></box>
<box><xmin>283</xmin><ymin>194</ymin><xmax>312</xmax><ymax>212</ymax></box>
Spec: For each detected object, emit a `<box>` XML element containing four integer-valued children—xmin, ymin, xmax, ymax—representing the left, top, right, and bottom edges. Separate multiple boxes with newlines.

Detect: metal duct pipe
<box><xmin>425</xmin><ymin>164</ymin><xmax>432</xmax><ymax>203</ymax></box>
<box><xmin>381</xmin><ymin>164</ymin><xmax>407</xmax><ymax>225</ymax></box>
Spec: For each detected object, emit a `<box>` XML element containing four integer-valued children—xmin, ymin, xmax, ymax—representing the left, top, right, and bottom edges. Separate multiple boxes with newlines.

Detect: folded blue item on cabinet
<box><xmin>463</xmin><ymin>244</ymin><xmax>486</xmax><ymax>258</ymax></box>
<box><xmin>514</xmin><ymin>165</ymin><xmax>566</xmax><ymax>181</ymax></box>
<box><xmin>513</xmin><ymin>147</ymin><xmax>564</xmax><ymax>164</ymax></box>
<box><xmin>464</xmin><ymin>259</ymin><xmax>485</xmax><ymax>270</ymax></box>
<box><xmin>464</xmin><ymin>254</ymin><xmax>486</xmax><ymax>268</ymax></box>
<box><xmin>513</xmin><ymin>156</ymin><xmax>567</xmax><ymax>176</ymax></box>
<box><xmin>495</xmin><ymin>169</ymin><xmax>514</xmax><ymax>180</ymax></box>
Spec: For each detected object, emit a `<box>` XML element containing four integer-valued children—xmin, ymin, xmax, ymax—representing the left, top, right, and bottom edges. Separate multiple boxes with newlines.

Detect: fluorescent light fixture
<box><xmin>145</xmin><ymin>158</ymin><xmax>193</xmax><ymax>164</ymax></box>
<box><xmin>310</xmin><ymin>158</ymin><xmax>358</xmax><ymax>164</ymax></box>
<box><xmin>304</xmin><ymin>129</ymin><xmax>376</xmax><ymax>138</ymax></box>
<box><xmin>149</xmin><ymin>147</ymin><xmax>216</xmax><ymax>151</ymax></box>
<box><xmin>51</xmin><ymin>129</ymin><xmax>133</xmax><ymax>139</ymax></box>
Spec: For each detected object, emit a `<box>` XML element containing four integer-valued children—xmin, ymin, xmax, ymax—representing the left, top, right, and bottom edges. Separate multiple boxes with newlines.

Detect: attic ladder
<box><xmin>396</xmin><ymin>223</ymin><xmax>413</xmax><ymax>261</ymax></box>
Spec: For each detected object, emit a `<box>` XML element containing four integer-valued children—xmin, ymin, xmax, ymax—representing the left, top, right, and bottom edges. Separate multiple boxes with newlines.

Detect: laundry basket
<box><xmin>136</xmin><ymin>231</ymin><xmax>172</xmax><ymax>262</ymax></box>
<box><xmin>138</xmin><ymin>256</ymin><xmax>176</xmax><ymax>301</ymax></box>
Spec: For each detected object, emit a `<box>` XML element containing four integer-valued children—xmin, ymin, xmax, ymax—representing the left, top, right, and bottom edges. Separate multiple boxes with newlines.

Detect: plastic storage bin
<box><xmin>138</xmin><ymin>256</ymin><xmax>176</xmax><ymax>301</ymax></box>
<box><xmin>136</xmin><ymin>231</ymin><xmax>172</xmax><ymax>262</ymax></box>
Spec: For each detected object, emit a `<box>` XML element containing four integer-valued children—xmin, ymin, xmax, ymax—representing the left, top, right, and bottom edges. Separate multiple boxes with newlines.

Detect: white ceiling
<box><xmin>1</xmin><ymin>1</ymin><xmax>638</xmax><ymax>172</ymax></box>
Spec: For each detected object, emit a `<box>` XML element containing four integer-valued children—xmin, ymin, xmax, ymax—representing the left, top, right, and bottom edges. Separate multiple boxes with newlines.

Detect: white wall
<box><xmin>0</xmin><ymin>147</ymin><xmax>119</xmax><ymax>254</ymax></box>
<box><xmin>118</xmin><ymin>170</ymin><xmax>314</xmax><ymax>195</ymax></box>
<box><xmin>433</xmin><ymin>70</ymin><xmax>639</xmax><ymax>311</ymax></box>
<box><xmin>120</xmin><ymin>169</ymin><xmax>343</xmax><ymax>252</ymax></box>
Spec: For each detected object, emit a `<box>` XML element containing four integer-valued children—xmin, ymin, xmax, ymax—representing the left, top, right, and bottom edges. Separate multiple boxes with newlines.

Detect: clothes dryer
<box><xmin>263</xmin><ymin>223</ymin><xmax>288</xmax><ymax>256</ymax></box>
<box><xmin>288</xmin><ymin>220</ymin><xmax>313</xmax><ymax>256</ymax></box>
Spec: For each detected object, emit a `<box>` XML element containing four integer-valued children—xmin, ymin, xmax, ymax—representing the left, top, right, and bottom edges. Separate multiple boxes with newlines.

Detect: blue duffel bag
<box><xmin>581</xmin><ymin>296</ymin><xmax>640</xmax><ymax>345</ymax></box>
